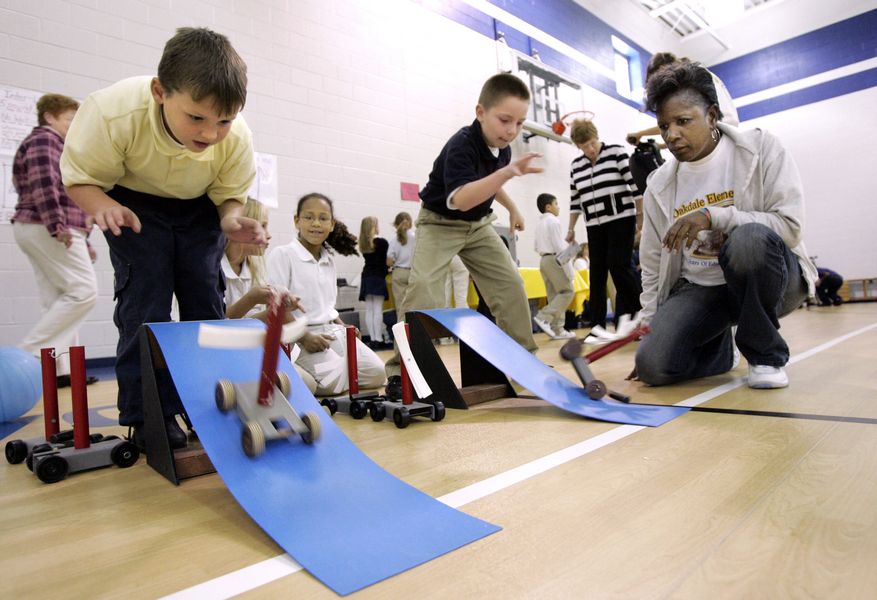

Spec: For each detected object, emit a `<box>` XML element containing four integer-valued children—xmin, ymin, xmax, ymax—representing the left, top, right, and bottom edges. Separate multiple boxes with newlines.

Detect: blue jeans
<box><xmin>636</xmin><ymin>223</ymin><xmax>807</xmax><ymax>386</ymax></box>
<box><xmin>106</xmin><ymin>187</ymin><xmax>226</xmax><ymax>425</ymax></box>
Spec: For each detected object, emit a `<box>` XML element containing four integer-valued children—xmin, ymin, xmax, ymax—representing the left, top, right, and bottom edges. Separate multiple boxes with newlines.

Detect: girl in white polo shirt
<box><xmin>267</xmin><ymin>193</ymin><xmax>386</xmax><ymax>396</ymax></box>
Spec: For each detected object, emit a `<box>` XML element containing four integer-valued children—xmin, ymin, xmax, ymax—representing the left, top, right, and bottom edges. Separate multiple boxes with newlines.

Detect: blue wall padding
<box><xmin>148</xmin><ymin>320</ymin><xmax>500</xmax><ymax>596</ymax></box>
<box><xmin>419</xmin><ymin>309</ymin><xmax>689</xmax><ymax>427</ymax></box>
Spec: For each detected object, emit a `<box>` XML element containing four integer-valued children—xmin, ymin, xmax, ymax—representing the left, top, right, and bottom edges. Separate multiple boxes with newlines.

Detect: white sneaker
<box><xmin>748</xmin><ymin>364</ymin><xmax>788</xmax><ymax>389</ymax></box>
<box><xmin>552</xmin><ymin>328</ymin><xmax>576</xmax><ymax>339</ymax></box>
<box><xmin>533</xmin><ymin>317</ymin><xmax>557</xmax><ymax>337</ymax></box>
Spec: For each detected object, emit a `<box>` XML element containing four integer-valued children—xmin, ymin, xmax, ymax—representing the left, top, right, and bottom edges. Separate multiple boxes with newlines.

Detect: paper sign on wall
<box><xmin>400</xmin><ymin>182</ymin><xmax>420</xmax><ymax>202</ymax></box>
<box><xmin>0</xmin><ymin>85</ymin><xmax>42</xmax><ymax>223</ymax></box>
<box><xmin>247</xmin><ymin>152</ymin><xmax>279</xmax><ymax>208</ymax></box>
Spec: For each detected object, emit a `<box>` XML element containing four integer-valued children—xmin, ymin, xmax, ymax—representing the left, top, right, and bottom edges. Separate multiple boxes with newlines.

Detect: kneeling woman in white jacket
<box><xmin>634</xmin><ymin>61</ymin><xmax>816</xmax><ymax>390</ymax></box>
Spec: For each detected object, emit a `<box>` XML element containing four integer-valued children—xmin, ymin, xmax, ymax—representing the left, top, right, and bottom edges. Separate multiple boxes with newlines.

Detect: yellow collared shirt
<box><xmin>61</xmin><ymin>76</ymin><xmax>255</xmax><ymax>206</ymax></box>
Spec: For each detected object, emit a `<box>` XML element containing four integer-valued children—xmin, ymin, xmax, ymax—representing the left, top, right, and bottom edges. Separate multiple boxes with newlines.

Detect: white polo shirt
<box><xmin>387</xmin><ymin>230</ymin><xmax>415</xmax><ymax>268</ymax></box>
<box><xmin>266</xmin><ymin>238</ymin><xmax>339</xmax><ymax>326</ymax></box>
<box><xmin>221</xmin><ymin>254</ymin><xmax>260</xmax><ymax>318</ymax></box>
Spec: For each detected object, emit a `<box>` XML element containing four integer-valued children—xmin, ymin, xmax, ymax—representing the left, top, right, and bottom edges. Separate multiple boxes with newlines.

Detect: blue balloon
<box><xmin>0</xmin><ymin>347</ymin><xmax>42</xmax><ymax>422</ymax></box>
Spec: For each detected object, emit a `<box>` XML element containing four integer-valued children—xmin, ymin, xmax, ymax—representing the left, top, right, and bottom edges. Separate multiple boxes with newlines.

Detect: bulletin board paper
<box><xmin>0</xmin><ymin>85</ymin><xmax>41</xmax><ymax>223</ymax></box>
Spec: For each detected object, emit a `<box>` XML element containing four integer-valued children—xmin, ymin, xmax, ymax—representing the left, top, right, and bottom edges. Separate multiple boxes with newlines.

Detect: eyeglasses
<box><xmin>299</xmin><ymin>214</ymin><xmax>333</xmax><ymax>224</ymax></box>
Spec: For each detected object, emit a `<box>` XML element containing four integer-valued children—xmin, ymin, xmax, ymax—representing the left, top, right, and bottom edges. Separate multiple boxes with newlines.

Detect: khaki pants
<box><xmin>537</xmin><ymin>255</ymin><xmax>574</xmax><ymax>332</ymax></box>
<box><xmin>386</xmin><ymin>209</ymin><xmax>536</xmax><ymax>376</ymax></box>
<box><xmin>390</xmin><ymin>267</ymin><xmax>410</xmax><ymax>323</ymax></box>
<box><xmin>14</xmin><ymin>223</ymin><xmax>98</xmax><ymax>376</ymax></box>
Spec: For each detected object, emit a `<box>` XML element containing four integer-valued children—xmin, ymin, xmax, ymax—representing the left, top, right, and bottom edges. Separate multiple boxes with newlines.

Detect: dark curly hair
<box><xmin>645</xmin><ymin>60</ymin><xmax>722</xmax><ymax>120</ymax></box>
<box><xmin>296</xmin><ymin>193</ymin><xmax>359</xmax><ymax>256</ymax></box>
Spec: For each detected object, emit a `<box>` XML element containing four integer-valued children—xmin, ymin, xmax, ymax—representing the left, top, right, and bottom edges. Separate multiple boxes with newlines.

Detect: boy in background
<box><xmin>533</xmin><ymin>193</ymin><xmax>575</xmax><ymax>339</ymax></box>
<box><xmin>61</xmin><ymin>27</ymin><xmax>267</xmax><ymax>449</ymax></box>
<box><xmin>387</xmin><ymin>73</ymin><xmax>542</xmax><ymax>377</ymax></box>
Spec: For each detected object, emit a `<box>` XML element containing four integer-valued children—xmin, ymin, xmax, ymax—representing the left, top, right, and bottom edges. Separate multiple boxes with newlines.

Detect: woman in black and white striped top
<box><xmin>565</xmin><ymin>119</ymin><xmax>642</xmax><ymax>328</ymax></box>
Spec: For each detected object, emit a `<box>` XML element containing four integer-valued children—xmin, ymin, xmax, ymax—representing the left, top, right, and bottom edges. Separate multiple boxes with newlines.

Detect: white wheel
<box><xmin>300</xmin><ymin>411</ymin><xmax>321</xmax><ymax>444</ymax></box>
<box><xmin>242</xmin><ymin>421</ymin><xmax>265</xmax><ymax>457</ymax></box>
<box><xmin>277</xmin><ymin>371</ymin><xmax>291</xmax><ymax>398</ymax></box>
<box><xmin>216</xmin><ymin>380</ymin><xmax>236</xmax><ymax>412</ymax></box>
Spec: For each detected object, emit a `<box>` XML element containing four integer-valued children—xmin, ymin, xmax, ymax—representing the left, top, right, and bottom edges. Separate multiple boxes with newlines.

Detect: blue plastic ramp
<box><xmin>419</xmin><ymin>309</ymin><xmax>689</xmax><ymax>427</ymax></box>
<box><xmin>148</xmin><ymin>320</ymin><xmax>500</xmax><ymax>596</ymax></box>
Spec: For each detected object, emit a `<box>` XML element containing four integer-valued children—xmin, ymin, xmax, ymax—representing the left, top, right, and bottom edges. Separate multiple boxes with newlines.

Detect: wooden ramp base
<box><xmin>173</xmin><ymin>445</ymin><xmax>216</xmax><ymax>480</ymax></box>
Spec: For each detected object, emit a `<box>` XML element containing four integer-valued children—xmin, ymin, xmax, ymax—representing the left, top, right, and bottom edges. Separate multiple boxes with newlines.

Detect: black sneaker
<box><xmin>164</xmin><ymin>416</ymin><xmax>188</xmax><ymax>449</ymax></box>
<box><xmin>385</xmin><ymin>375</ymin><xmax>403</xmax><ymax>401</ymax></box>
<box><xmin>128</xmin><ymin>416</ymin><xmax>188</xmax><ymax>453</ymax></box>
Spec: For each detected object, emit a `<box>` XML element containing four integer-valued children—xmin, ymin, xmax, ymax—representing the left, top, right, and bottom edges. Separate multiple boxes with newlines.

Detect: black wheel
<box><xmin>431</xmin><ymin>401</ymin><xmax>446</xmax><ymax>422</ymax></box>
<box><xmin>277</xmin><ymin>371</ymin><xmax>291</xmax><ymax>398</ymax></box>
<box><xmin>586</xmin><ymin>379</ymin><xmax>607</xmax><ymax>400</ymax></box>
<box><xmin>321</xmin><ymin>398</ymin><xmax>338</xmax><ymax>415</ymax></box>
<box><xmin>215</xmin><ymin>380</ymin><xmax>236</xmax><ymax>412</ymax></box>
<box><xmin>349</xmin><ymin>400</ymin><xmax>366</xmax><ymax>420</ymax></box>
<box><xmin>110</xmin><ymin>441</ymin><xmax>140</xmax><ymax>468</ymax></box>
<box><xmin>300</xmin><ymin>411</ymin><xmax>321</xmax><ymax>444</ymax></box>
<box><xmin>393</xmin><ymin>407</ymin><xmax>410</xmax><ymax>429</ymax></box>
<box><xmin>36</xmin><ymin>455</ymin><xmax>69</xmax><ymax>484</ymax></box>
<box><xmin>29</xmin><ymin>443</ymin><xmax>53</xmax><ymax>472</ymax></box>
<box><xmin>5</xmin><ymin>440</ymin><xmax>27</xmax><ymax>464</ymax></box>
<box><xmin>369</xmin><ymin>402</ymin><xmax>386</xmax><ymax>422</ymax></box>
<box><xmin>49</xmin><ymin>429</ymin><xmax>74</xmax><ymax>444</ymax></box>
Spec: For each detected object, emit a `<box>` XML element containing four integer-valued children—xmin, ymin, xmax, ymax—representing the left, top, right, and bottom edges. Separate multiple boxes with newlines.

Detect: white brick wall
<box><xmin>4</xmin><ymin>0</ymin><xmax>866</xmax><ymax>359</ymax></box>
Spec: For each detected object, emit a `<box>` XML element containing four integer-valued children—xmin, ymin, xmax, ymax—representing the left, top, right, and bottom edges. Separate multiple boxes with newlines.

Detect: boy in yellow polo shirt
<box><xmin>61</xmin><ymin>27</ymin><xmax>266</xmax><ymax>449</ymax></box>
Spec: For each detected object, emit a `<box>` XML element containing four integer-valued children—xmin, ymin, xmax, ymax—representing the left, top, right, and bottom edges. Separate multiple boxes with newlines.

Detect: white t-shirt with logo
<box><xmin>674</xmin><ymin>135</ymin><xmax>736</xmax><ymax>286</ymax></box>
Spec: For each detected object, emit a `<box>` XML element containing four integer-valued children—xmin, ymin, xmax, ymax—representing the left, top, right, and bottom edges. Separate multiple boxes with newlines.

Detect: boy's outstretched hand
<box><xmin>95</xmin><ymin>205</ymin><xmax>142</xmax><ymax>236</ymax></box>
<box><xmin>507</xmin><ymin>151</ymin><xmax>544</xmax><ymax>177</ymax></box>
<box><xmin>222</xmin><ymin>215</ymin><xmax>269</xmax><ymax>246</ymax></box>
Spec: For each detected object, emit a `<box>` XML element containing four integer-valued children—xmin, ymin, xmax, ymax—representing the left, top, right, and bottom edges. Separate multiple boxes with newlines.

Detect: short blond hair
<box><xmin>570</xmin><ymin>119</ymin><xmax>598</xmax><ymax>145</ymax></box>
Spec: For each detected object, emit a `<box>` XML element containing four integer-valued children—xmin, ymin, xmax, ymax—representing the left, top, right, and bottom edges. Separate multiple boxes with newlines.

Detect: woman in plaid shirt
<box><xmin>11</xmin><ymin>94</ymin><xmax>98</xmax><ymax>386</ymax></box>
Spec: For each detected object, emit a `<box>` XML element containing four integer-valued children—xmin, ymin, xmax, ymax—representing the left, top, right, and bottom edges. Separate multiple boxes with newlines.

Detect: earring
<box><xmin>711</xmin><ymin>128</ymin><xmax>719</xmax><ymax>142</ymax></box>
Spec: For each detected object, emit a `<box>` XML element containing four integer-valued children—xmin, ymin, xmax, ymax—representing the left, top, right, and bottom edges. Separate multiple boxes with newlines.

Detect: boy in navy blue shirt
<box><xmin>388</xmin><ymin>73</ymin><xmax>542</xmax><ymax>376</ymax></box>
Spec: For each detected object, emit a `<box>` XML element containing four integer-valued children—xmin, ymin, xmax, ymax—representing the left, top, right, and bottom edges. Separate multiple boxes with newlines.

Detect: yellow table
<box><xmin>516</xmin><ymin>267</ymin><xmax>589</xmax><ymax>314</ymax></box>
<box><xmin>386</xmin><ymin>268</ymin><xmax>590</xmax><ymax>314</ymax></box>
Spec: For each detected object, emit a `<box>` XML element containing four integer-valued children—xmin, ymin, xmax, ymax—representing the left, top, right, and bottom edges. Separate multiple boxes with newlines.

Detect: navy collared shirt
<box><xmin>419</xmin><ymin>119</ymin><xmax>511</xmax><ymax>221</ymax></box>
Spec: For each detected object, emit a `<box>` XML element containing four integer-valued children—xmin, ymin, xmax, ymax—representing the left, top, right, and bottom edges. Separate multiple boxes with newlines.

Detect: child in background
<box><xmin>61</xmin><ymin>27</ymin><xmax>267</xmax><ymax>450</ymax></box>
<box><xmin>815</xmin><ymin>266</ymin><xmax>844</xmax><ymax>306</ymax></box>
<box><xmin>573</xmin><ymin>243</ymin><xmax>590</xmax><ymax>271</ymax></box>
<box><xmin>358</xmin><ymin>216</ymin><xmax>391</xmax><ymax>350</ymax></box>
<box><xmin>268</xmin><ymin>193</ymin><xmax>385</xmax><ymax>395</ymax></box>
<box><xmin>387</xmin><ymin>73</ymin><xmax>543</xmax><ymax>377</ymax></box>
<box><xmin>533</xmin><ymin>193</ymin><xmax>575</xmax><ymax>339</ymax></box>
<box><xmin>222</xmin><ymin>198</ymin><xmax>317</xmax><ymax>393</ymax></box>
<box><xmin>387</xmin><ymin>211</ymin><xmax>415</xmax><ymax>324</ymax></box>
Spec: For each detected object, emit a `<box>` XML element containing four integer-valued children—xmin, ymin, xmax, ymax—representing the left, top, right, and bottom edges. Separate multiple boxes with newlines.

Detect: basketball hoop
<box><xmin>551</xmin><ymin>110</ymin><xmax>595</xmax><ymax>136</ymax></box>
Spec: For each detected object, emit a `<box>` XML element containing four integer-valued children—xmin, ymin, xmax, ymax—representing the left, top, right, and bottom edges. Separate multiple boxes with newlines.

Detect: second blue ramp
<box><xmin>418</xmin><ymin>309</ymin><xmax>689</xmax><ymax>427</ymax></box>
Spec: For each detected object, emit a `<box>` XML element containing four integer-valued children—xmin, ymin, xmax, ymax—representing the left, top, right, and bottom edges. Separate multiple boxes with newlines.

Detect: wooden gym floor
<box><xmin>2</xmin><ymin>303</ymin><xmax>876</xmax><ymax>599</ymax></box>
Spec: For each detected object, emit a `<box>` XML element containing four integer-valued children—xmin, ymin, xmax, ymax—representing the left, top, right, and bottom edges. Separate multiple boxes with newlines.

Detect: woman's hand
<box><xmin>300</xmin><ymin>331</ymin><xmax>334</xmax><ymax>352</ymax></box>
<box><xmin>662</xmin><ymin>210</ymin><xmax>710</xmax><ymax>252</ymax></box>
